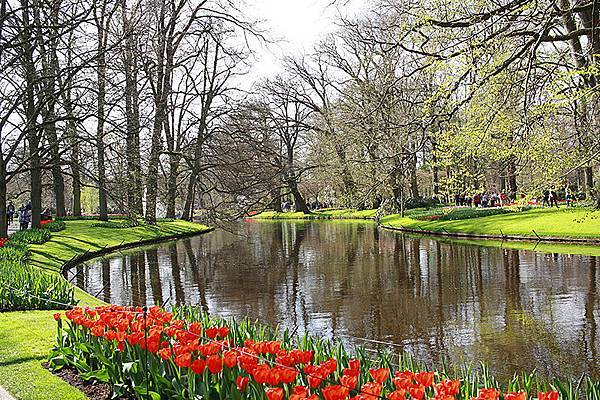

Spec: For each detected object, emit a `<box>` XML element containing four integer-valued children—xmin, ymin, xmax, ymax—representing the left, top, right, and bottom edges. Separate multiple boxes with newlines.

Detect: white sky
<box><xmin>246</xmin><ymin>0</ymin><xmax>366</xmax><ymax>77</ymax></box>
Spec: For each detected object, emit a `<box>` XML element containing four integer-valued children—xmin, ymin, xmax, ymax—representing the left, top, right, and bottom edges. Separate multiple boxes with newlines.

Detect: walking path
<box><xmin>7</xmin><ymin>221</ymin><xmax>18</xmax><ymax>235</ymax></box>
<box><xmin>0</xmin><ymin>386</ymin><xmax>16</xmax><ymax>400</ymax></box>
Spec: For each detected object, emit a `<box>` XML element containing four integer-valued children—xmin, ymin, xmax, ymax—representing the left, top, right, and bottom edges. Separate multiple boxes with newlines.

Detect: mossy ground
<box><xmin>0</xmin><ymin>219</ymin><xmax>211</xmax><ymax>399</ymax></box>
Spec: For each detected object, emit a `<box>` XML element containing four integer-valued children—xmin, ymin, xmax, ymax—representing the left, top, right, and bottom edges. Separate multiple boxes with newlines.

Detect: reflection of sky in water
<box><xmin>68</xmin><ymin>221</ymin><xmax>600</xmax><ymax>381</ymax></box>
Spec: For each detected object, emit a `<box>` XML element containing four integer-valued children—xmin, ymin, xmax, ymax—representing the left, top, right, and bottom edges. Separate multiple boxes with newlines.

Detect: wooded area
<box><xmin>1</xmin><ymin>0</ymin><xmax>599</xmax><ymax>236</ymax></box>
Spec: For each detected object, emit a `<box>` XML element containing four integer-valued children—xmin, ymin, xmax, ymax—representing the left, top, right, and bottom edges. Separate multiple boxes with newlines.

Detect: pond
<box><xmin>67</xmin><ymin>220</ymin><xmax>600</xmax><ymax>381</ymax></box>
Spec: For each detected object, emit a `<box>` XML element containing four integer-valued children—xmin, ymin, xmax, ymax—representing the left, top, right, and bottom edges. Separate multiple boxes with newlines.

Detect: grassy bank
<box><xmin>253</xmin><ymin>208</ymin><xmax>377</xmax><ymax>219</ymax></box>
<box><xmin>0</xmin><ymin>219</ymin><xmax>212</xmax><ymax>400</ymax></box>
<box><xmin>381</xmin><ymin>207</ymin><xmax>600</xmax><ymax>239</ymax></box>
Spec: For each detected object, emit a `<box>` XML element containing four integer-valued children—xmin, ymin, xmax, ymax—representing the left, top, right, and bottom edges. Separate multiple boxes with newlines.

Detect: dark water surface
<box><xmin>68</xmin><ymin>220</ymin><xmax>600</xmax><ymax>380</ymax></box>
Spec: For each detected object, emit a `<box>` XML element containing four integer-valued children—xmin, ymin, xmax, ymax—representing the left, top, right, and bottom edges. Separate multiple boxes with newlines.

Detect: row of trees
<box><xmin>1</xmin><ymin>0</ymin><xmax>599</xmax><ymax>236</ymax></box>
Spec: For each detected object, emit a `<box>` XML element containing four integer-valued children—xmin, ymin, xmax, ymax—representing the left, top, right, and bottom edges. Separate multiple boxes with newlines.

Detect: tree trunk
<box><xmin>585</xmin><ymin>165</ymin><xmax>594</xmax><ymax>194</ymax></box>
<box><xmin>182</xmin><ymin>174</ymin><xmax>195</xmax><ymax>221</ymax></box>
<box><xmin>96</xmin><ymin>13</ymin><xmax>108</xmax><ymax>221</ymax></box>
<box><xmin>507</xmin><ymin>157</ymin><xmax>518</xmax><ymax>198</ymax></box>
<box><xmin>0</xmin><ymin>159</ymin><xmax>7</xmax><ymax>237</ymax></box>
<box><xmin>43</xmin><ymin>3</ymin><xmax>65</xmax><ymax>217</ymax></box>
<box><xmin>97</xmin><ymin>57</ymin><xmax>108</xmax><ymax>220</ymax></box>
<box><xmin>65</xmin><ymin>95</ymin><xmax>81</xmax><ymax>216</ymax></box>
<box><xmin>145</xmin><ymin>115</ymin><xmax>163</xmax><ymax>224</ymax></box>
<box><xmin>409</xmin><ymin>152</ymin><xmax>419</xmax><ymax>199</ymax></box>
<box><xmin>46</xmin><ymin>123</ymin><xmax>66</xmax><ymax>217</ymax></box>
<box><xmin>121</xmin><ymin>0</ymin><xmax>143</xmax><ymax>215</ymax></box>
<box><xmin>290</xmin><ymin>183</ymin><xmax>310</xmax><ymax>213</ymax></box>
<box><xmin>22</xmin><ymin>10</ymin><xmax>41</xmax><ymax>229</ymax></box>
<box><xmin>166</xmin><ymin>155</ymin><xmax>180</xmax><ymax>218</ymax></box>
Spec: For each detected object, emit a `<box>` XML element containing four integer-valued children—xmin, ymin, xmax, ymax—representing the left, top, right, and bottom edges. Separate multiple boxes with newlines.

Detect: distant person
<box><xmin>473</xmin><ymin>193</ymin><xmax>481</xmax><ymax>207</ymax></box>
<box><xmin>550</xmin><ymin>189</ymin><xmax>559</xmax><ymax>208</ymax></box>
<box><xmin>565</xmin><ymin>185</ymin><xmax>573</xmax><ymax>207</ymax></box>
<box><xmin>481</xmin><ymin>193</ymin><xmax>489</xmax><ymax>207</ymax></box>
<box><xmin>542</xmin><ymin>190</ymin><xmax>550</xmax><ymax>207</ymax></box>
<box><xmin>18</xmin><ymin>205</ymin><xmax>30</xmax><ymax>230</ymax></box>
<box><xmin>6</xmin><ymin>201</ymin><xmax>15</xmax><ymax>225</ymax></box>
<box><xmin>41</xmin><ymin>208</ymin><xmax>52</xmax><ymax>221</ymax></box>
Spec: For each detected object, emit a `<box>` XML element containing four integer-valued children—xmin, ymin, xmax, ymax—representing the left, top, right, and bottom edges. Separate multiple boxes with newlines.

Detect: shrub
<box><xmin>9</xmin><ymin>228</ymin><xmax>51</xmax><ymax>245</ymax></box>
<box><xmin>404</xmin><ymin>197</ymin><xmax>441</xmax><ymax>210</ymax></box>
<box><xmin>50</xmin><ymin>305</ymin><xmax>590</xmax><ymax>400</ymax></box>
<box><xmin>438</xmin><ymin>207</ymin><xmax>513</xmax><ymax>221</ymax></box>
<box><xmin>41</xmin><ymin>220</ymin><xmax>66</xmax><ymax>232</ymax></box>
<box><xmin>91</xmin><ymin>219</ymin><xmax>142</xmax><ymax>229</ymax></box>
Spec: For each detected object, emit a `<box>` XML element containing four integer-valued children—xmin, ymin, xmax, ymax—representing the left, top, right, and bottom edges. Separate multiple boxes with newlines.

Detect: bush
<box><xmin>41</xmin><ymin>220</ymin><xmax>66</xmax><ymax>232</ymax></box>
<box><xmin>91</xmin><ymin>219</ymin><xmax>142</xmax><ymax>229</ymax></box>
<box><xmin>9</xmin><ymin>228</ymin><xmax>51</xmax><ymax>245</ymax></box>
<box><xmin>404</xmin><ymin>197</ymin><xmax>441</xmax><ymax>210</ymax></box>
<box><xmin>438</xmin><ymin>207</ymin><xmax>513</xmax><ymax>221</ymax></box>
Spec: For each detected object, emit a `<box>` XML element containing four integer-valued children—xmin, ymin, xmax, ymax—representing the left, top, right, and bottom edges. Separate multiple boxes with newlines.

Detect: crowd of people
<box><xmin>454</xmin><ymin>191</ymin><xmax>511</xmax><ymax>208</ymax></box>
<box><xmin>5</xmin><ymin>201</ymin><xmax>53</xmax><ymax>231</ymax></box>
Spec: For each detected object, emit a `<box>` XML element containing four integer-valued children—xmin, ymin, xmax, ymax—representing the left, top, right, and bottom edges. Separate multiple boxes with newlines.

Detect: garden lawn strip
<box><xmin>252</xmin><ymin>208</ymin><xmax>377</xmax><ymax>219</ymax></box>
<box><xmin>381</xmin><ymin>207</ymin><xmax>600</xmax><ymax>239</ymax></box>
<box><xmin>0</xmin><ymin>219</ymin><xmax>212</xmax><ymax>400</ymax></box>
<box><xmin>0</xmin><ymin>311</ymin><xmax>87</xmax><ymax>400</ymax></box>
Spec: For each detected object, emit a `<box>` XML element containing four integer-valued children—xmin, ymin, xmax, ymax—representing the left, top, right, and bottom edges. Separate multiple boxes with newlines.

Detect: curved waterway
<box><xmin>67</xmin><ymin>220</ymin><xmax>600</xmax><ymax>381</ymax></box>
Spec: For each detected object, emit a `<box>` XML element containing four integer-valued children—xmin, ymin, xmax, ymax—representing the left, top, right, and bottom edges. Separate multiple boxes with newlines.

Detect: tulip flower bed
<box><xmin>49</xmin><ymin>305</ymin><xmax>599</xmax><ymax>400</ymax></box>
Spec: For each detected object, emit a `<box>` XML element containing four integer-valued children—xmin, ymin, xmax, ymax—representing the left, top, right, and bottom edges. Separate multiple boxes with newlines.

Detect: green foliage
<box><xmin>404</xmin><ymin>197</ymin><xmax>442</xmax><ymax>210</ymax></box>
<box><xmin>80</xmin><ymin>187</ymin><xmax>99</xmax><ymax>214</ymax></box>
<box><xmin>0</xmin><ymin>256</ymin><xmax>75</xmax><ymax>311</ymax></box>
<box><xmin>41</xmin><ymin>221</ymin><xmax>66</xmax><ymax>232</ymax></box>
<box><xmin>9</xmin><ymin>228</ymin><xmax>51</xmax><ymax>245</ymax></box>
<box><xmin>0</xmin><ymin>226</ymin><xmax>74</xmax><ymax>311</ymax></box>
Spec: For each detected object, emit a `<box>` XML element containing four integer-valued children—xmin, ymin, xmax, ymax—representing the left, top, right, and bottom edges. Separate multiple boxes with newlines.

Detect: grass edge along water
<box><xmin>49</xmin><ymin>305</ymin><xmax>600</xmax><ymax>400</ymax></box>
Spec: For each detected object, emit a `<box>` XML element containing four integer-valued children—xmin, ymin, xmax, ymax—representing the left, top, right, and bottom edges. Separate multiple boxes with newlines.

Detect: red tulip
<box><xmin>53</xmin><ymin>313</ymin><xmax>61</xmax><ymax>321</ymax></box>
<box><xmin>236</xmin><ymin>376</ymin><xmax>249</xmax><ymax>392</ymax></box>
<box><xmin>538</xmin><ymin>392</ymin><xmax>559</xmax><ymax>400</ymax></box>
<box><xmin>158</xmin><ymin>348</ymin><xmax>172</xmax><ymax>360</ymax></box>
<box><xmin>205</xmin><ymin>327</ymin><xmax>218</xmax><ymax>339</ymax></box>
<box><xmin>217</xmin><ymin>326</ymin><xmax>230</xmax><ymax>338</ymax></box>
<box><xmin>266</xmin><ymin>387</ymin><xmax>284</xmax><ymax>400</ymax></box>
<box><xmin>361</xmin><ymin>382</ymin><xmax>383</xmax><ymax>399</ymax></box>
<box><xmin>394</xmin><ymin>371</ymin><xmax>415</xmax><ymax>390</ymax></box>
<box><xmin>505</xmin><ymin>392</ymin><xmax>527</xmax><ymax>400</ymax></box>
<box><xmin>415</xmin><ymin>372</ymin><xmax>434</xmax><ymax>387</ymax></box>
<box><xmin>370</xmin><ymin>367</ymin><xmax>390</xmax><ymax>383</ymax></box>
<box><xmin>206</xmin><ymin>355</ymin><xmax>222</xmax><ymax>374</ymax></box>
<box><xmin>388</xmin><ymin>390</ymin><xmax>407</xmax><ymax>400</ymax></box>
<box><xmin>476</xmin><ymin>388</ymin><xmax>501</xmax><ymax>400</ymax></box>
<box><xmin>223</xmin><ymin>350</ymin><xmax>238</xmax><ymax>368</ymax></box>
<box><xmin>341</xmin><ymin>373</ymin><xmax>358</xmax><ymax>389</ymax></box>
<box><xmin>409</xmin><ymin>384</ymin><xmax>425</xmax><ymax>400</ymax></box>
<box><xmin>190</xmin><ymin>358</ymin><xmax>206</xmax><ymax>374</ymax></box>
<box><xmin>322</xmin><ymin>385</ymin><xmax>350</xmax><ymax>400</ymax></box>
<box><xmin>435</xmin><ymin>379</ymin><xmax>460</xmax><ymax>397</ymax></box>
<box><xmin>174</xmin><ymin>353</ymin><xmax>191</xmax><ymax>368</ymax></box>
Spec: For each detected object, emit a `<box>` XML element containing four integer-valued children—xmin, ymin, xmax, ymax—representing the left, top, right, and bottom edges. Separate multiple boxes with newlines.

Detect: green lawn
<box><xmin>253</xmin><ymin>208</ymin><xmax>377</xmax><ymax>219</ymax></box>
<box><xmin>381</xmin><ymin>207</ymin><xmax>600</xmax><ymax>239</ymax></box>
<box><xmin>0</xmin><ymin>219</ymin><xmax>212</xmax><ymax>400</ymax></box>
